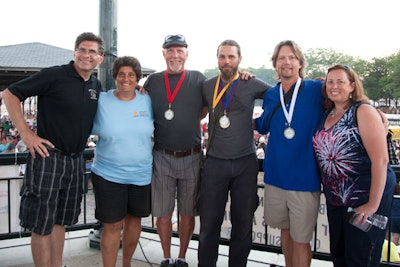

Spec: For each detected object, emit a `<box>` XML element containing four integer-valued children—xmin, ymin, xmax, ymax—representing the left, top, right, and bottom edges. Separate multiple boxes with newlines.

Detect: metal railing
<box><xmin>0</xmin><ymin>150</ymin><xmax>101</xmax><ymax>240</ymax></box>
<box><xmin>1</xmin><ymin>151</ymin><xmax>400</xmax><ymax>266</ymax></box>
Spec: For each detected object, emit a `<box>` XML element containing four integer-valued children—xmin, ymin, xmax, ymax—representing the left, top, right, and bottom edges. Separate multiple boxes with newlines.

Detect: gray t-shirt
<box><xmin>143</xmin><ymin>70</ymin><xmax>206</xmax><ymax>151</ymax></box>
<box><xmin>203</xmin><ymin>77</ymin><xmax>269</xmax><ymax>159</ymax></box>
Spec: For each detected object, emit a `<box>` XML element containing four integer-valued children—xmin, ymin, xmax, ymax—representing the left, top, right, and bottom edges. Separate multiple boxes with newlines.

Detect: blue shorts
<box><xmin>19</xmin><ymin>150</ymin><xmax>85</xmax><ymax>235</ymax></box>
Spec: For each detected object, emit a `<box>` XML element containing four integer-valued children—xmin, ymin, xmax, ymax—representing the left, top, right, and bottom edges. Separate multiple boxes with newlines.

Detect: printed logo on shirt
<box><xmin>88</xmin><ymin>89</ymin><xmax>98</xmax><ymax>100</ymax></box>
<box><xmin>133</xmin><ymin>111</ymin><xmax>150</xmax><ymax>117</ymax></box>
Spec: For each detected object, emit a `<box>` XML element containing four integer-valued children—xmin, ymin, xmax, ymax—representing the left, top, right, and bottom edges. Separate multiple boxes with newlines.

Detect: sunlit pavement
<box><xmin>0</xmin><ymin>229</ymin><xmax>333</xmax><ymax>267</ymax></box>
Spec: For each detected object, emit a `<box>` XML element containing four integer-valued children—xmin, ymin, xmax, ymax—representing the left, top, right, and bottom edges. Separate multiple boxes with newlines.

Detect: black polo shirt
<box><xmin>8</xmin><ymin>61</ymin><xmax>102</xmax><ymax>154</ymax></box>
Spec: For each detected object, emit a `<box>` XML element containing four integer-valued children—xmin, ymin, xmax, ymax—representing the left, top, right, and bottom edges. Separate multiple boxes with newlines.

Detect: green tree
<box><xmin>385</xmin><ymin>52</ymin><xmax>400</xmax><ymax>101</ymax></box>
<box><xmin>241</xmin><ymin>67</ymin><xmax>278</xmax><ymax>85</ymax></box>
<box><xmin>304</xmin><ymin>48</ymin><xmax>367</xmax><ymax>79</ymax></box>
<box><xmin>363</xmin><ymin>57</ymin><xmax>390</xmax><ymax>101</ymax></box>
<box><xmin>305</xmin><ymin>48</ymin><xmax>349</xmax><ymax>78</ymax></box>
<box><xmin>203</xmin><ymin>68</ymin><xmax>220</xmax><ymax>79</ymax></box>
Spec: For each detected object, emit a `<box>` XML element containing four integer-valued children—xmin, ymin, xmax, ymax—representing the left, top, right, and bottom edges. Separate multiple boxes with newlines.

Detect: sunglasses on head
<box><xmin>342</xmin><ymin>64</ymin><xmax>352</xmax><ymax>70</ymax></box>
<box><xmin>164</xmin><ymin>34</ymin><xmax>185</xmax><ymax>42</ymax></box>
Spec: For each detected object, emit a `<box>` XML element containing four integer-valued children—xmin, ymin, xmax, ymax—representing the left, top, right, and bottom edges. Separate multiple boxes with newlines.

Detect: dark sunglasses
<box><xmin>342</xmin><ymin>64</ymin><xmax>352</xmax><ymax>70</ymax></box>
<box><xmin>164</xmin><ymin>34</ymin><xmax>185</xmax><ymax>42</ymax></box>
<box><xmin>329</xmin><ymin>64</ymin><xmax>353</xmax><ymax>72</ymax></box>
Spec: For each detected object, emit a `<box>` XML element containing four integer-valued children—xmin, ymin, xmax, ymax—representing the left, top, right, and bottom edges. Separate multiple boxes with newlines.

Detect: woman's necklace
<box><xmin>330</xmin><ymin>104</ymin><xmax>350</xmax><ymax>118</ymax></box>
<box><xmin>329</xmin><ymin>109</ymin><xmax>343</xmax><ymax>118</ymax></box>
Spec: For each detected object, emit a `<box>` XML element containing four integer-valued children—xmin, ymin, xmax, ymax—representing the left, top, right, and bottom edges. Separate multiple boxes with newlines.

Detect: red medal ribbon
<box><xmin>164</xmin><ymin>70</ymin><xmax>186</xmax><ymax>106</ymax></box>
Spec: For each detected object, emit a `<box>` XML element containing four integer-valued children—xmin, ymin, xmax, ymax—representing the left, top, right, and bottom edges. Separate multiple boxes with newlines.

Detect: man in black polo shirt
<box><xmin>1</xmin><ymin>32</ymin><xmax>104</xmax><ymax>267</ymax></box>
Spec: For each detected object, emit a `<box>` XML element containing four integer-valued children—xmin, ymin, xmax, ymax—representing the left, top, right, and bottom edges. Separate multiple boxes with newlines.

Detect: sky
<box><xmin>1</xmin><ymin>0</ymin><xmax>399</xmax><ymax>73</ymax></box>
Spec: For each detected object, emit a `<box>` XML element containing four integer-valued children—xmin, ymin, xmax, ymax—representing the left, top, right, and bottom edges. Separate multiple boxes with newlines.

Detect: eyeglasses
<box><xmin>76</xmin><ymin>47</ymin><xmax>100</xmax><ymax>57</ymax></box>
<box><xmin>164</xmin><ymin>34</ymin><xmax>185</xmax><ymax>42</ymax></box>
<box><xmin>328</xmin><ymin>64</ymin><xmax>355</xmax><ymax>83</ymax></box>
<box><xmin>342</xmin><ymin>64</ymin><xmax>352</xmax><ymax>70</ymax></box>
<box><xmin>162</xmin><ymin>34</ymin><xmax>187</xmax><ymax>49</ymax></box>
<box><xmin>328</xmin><ymin>64</ymin><xmax>353</xmax><ymax>73</ymax></box>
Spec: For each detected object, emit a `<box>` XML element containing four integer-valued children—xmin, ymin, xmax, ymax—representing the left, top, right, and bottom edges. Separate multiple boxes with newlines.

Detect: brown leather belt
<box><xmin>154</xmin><ymin>144</ymin><xmax>201</xmax><ymax>158</ymax></box>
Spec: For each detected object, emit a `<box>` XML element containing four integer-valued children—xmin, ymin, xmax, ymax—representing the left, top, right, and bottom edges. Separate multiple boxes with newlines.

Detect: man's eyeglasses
<box><xmin>76</xmin><ymin>47</ymin><xmax>100</xmax><ymax>57</ymax></box>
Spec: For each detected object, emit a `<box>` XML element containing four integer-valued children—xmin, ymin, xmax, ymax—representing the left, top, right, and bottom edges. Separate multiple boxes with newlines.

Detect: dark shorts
<box><xmin>19</xmin><ymin>150</ymin><xmax>85</xmax><ymax>235</ymax></box>
<box><xmin>91</xmin><ymin>172</ymin><xmax>151</xmax><ymax>223</ymax></box>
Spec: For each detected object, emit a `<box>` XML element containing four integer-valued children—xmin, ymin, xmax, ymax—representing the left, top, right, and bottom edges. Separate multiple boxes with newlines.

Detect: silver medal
<box><xmin>164</xmin><ymin>109</ymin><xmax>174</xmax><ymax>120</ymax></box>
<box><xmin>219</xmin><ymin>115</ymin><xmax>230</xmax><ymax>128</ymax></box>
<box><xmin>284</xmin><ymin>127</ymin><xmax>295</xmax><ymax>139</ymax></box>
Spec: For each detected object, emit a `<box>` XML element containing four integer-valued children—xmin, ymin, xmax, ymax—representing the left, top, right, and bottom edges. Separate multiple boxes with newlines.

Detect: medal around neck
<box><xmin>284</xmin><ymin>127</ymin><xmax>295</xmax><ymax>139</ymax></box>
<box><xmin>280</xmin><ymin>78</ymin><xmax>301</xmax><ymax>140</ymax></box>
<box><xmin>164</xmin><ymin>108</ymin><xmax>174</xmax><ymax>120</ymax></box>
<box><xmin>219</xmin><ymin>115</ymin><xmax>230</xmax><ymax>128</ymax></box>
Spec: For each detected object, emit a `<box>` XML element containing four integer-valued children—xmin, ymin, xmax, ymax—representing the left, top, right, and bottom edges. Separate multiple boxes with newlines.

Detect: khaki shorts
<box><xmin>264</xmin><ymin>184</ymin><xmax>320</xmax><ymax>243</ymax></box>
<box><xmin>151</xmin><ymin>150</ymin><xmax>201</xmax><ymax>217</ymax></box>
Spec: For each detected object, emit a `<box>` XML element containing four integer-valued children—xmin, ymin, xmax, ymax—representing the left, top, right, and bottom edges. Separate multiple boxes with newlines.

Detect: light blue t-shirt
<box><xmin>0</xmin><ymin>144</ymin><xmax>7</xmax><ymax>152</ymax></box>
<box><xmin>91</xmin><ymin>89</ymin><xmax>154</xmax><ymax>185</ymax></box>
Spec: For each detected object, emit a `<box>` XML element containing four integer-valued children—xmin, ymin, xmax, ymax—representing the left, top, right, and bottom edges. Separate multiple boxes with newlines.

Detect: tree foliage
<box><xmin>364</xmin><ymin>57</ymin><xmax>391</xmax><ymax>101</ymax></box>
<box><xmin>304</xmin><ymin>48</ymin><xmax>368</xmax><ymax>79</ymax></box>
<box><xmin>204</xmin><ymin>68</ymin><xmax>220</xmax><ymax>79</ymax></box>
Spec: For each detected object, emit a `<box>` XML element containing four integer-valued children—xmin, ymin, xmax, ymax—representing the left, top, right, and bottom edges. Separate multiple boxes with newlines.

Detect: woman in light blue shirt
<box><xmin>91</xmin><ymin>56</ymin><xmax>154</xmax><ymax>267</ymax></box>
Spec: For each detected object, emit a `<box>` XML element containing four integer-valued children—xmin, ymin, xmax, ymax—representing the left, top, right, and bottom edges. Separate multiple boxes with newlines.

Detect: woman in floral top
<box><xmin>312</xmin><ymin>64</ymin><xmax>396</xmax><ymax>267</ymax></box>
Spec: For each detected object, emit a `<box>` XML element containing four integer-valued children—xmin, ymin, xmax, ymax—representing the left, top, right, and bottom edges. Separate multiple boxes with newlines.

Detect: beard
<box><xmin>168</xmin><ymin>61</ymin><xmax>184</xmax><ymax>73</ymax></box>
<box><xmin>280</xmin><ymin>72</ymin><xmax>294</xmax><ymax>80</ymax></box>
<box><xmin>279</xmin><ymin>68</ymin><xmax>298</xmax><ymax>80</ymax></box>
<box><xmin>219</xmin><ymin>64</ymin><xmax>238</xmax><ymax>82</ymax></box>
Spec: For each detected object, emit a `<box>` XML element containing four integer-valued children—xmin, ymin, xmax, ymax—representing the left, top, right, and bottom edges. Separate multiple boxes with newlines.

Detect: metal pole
<box><xmin>89</xmin><ymin>0</ymin><xmax>118</xmax><ymax>248</ymax></box>
<box><xmin>98</xmin><ymin>0</ymin><xmax>118</xmax><ymax>91</ymax></box>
